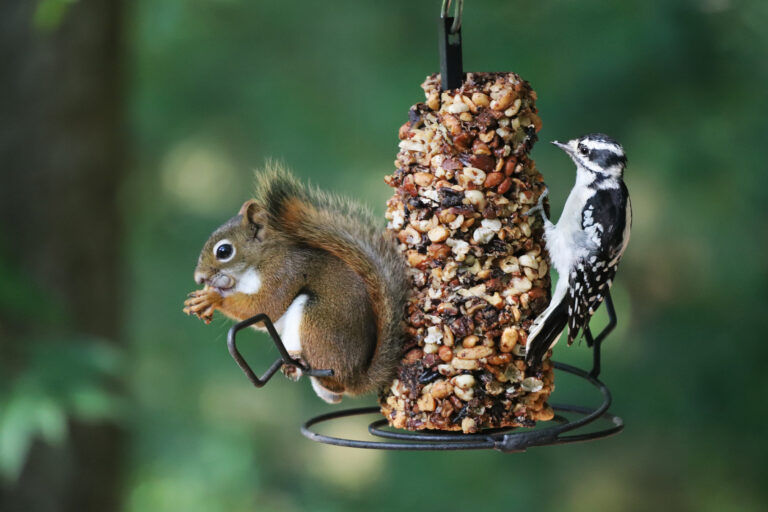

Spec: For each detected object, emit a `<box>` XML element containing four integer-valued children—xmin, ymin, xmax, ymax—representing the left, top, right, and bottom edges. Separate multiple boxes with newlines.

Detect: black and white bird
<box><xmin>525</xmin><ymin>133</ymin><xmax>632</xmax><ymax>367</ymax></box>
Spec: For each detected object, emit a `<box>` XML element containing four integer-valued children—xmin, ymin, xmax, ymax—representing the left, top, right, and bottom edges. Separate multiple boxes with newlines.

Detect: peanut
<box><xmin>452</xmin><ymin>358</ymin><xmax>479</xmax><ymax>370</ymax></box>
<box><xmin>461</xmin><ymin>417</ymin><xmax>478</xmax><ymax>433</ymax></box>
<box><xmin>487</xmin><ymin>353</ymin><xmax>513</xmax><ymax>366</ymax></box>
<box><xmin>413</xmin><ymin>171</ymin><xmax>434</xmax><ymax>187</ymax></box>
<box><xmin>452</xmin><ymin>374</ymin><xmax>475</xmax><ymax>390</ymax></box>
<box><xmin>407</xmin><ymin>250</ymin><xmax>427</xmax><ymax>268</ymax></box>
<box><xmin>461</xmin><ymin>335</ymin><xmax>479</xmax><ymax>348</ymax></box>
<box><xmin>417</xmin><ymin>393</ymin><xmax>436</xmax><ymax>412</ymax></box>
<box><xmin>491</xmin><ymin>89</ymin><xmax>516</xmax><ymax>111</ymax></box>
<box><xmin>438</xmin><ymin>345</ymin><xmax>453</xmax><ymax>362</ymax></box>
<box><xmin>431</xmin><ymin>380</ymin><xmax>453</xmax><ymax>399</ymax></box>
<box><xmin>428</xmin><ymin>226</ymin><xmax>450</xmax><ymax>243</ymax></box>
<box><xmin>404</xmin><ymin>348</ymin><xmax>423</xmax><ymax>364</ymax></box>
<box><xmin>471</xmin><ymin>92</ymin><xmax>490</xmax><ymax>107</ymax></box>
<box><xmin>455</xmin><ymin>346</ymin><xmax>494</xmax><ymax>360</ymax></box>
<box><xmin>442</xmin><ymin>325</ymin><xmax>455</xmax><ymax>346</ymax></box>
<box><xmin>500</xmin><ymin>327</ymin><xmax>519</xmax><ymax>353</ymax></box>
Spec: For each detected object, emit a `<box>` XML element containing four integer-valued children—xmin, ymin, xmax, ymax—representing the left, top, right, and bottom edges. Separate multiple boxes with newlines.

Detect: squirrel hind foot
<box><xmin>310</xmin><ymin>377</ymin><xmax>343</xmax><ymax>404</ymax></box>
<box><xmin>281</xmin><ymin>363</ymin><xmax>303</xmax><ymax>382</ymax></box>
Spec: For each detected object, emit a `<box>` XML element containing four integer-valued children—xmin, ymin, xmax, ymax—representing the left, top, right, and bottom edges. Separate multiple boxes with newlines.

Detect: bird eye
<box><xmin>213</xmin><ymin>239</ymin><xmax>235</xmax><ymax>262</ymax></box>
<box><xmin>578</xmin><ymin>144</ymin><xmax>589</xmax><ymax>156</ymax></box>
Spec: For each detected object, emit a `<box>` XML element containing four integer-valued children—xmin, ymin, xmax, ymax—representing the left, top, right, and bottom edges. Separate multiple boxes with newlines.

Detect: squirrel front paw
<box><xmin>183</xmin><ymin>287</ymin><xmax>222</xmax><ymax>324</ymax></box>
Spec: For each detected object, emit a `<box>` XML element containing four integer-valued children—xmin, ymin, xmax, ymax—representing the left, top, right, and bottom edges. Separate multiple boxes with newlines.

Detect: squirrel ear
<box><xmin>239</xmin><ymin>199</ymin><xmax>266</xmax><ymax>240</ymax></box>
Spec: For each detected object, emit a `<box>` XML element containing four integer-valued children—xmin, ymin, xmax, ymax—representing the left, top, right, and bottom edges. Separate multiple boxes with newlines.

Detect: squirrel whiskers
<box><xmin>183</xmin><ymin>164</ymin><xmax>409</xmax><ymax>403</ymax></box>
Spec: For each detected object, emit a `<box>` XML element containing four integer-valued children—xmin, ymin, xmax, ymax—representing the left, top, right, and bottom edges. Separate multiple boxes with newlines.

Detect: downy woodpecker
<box><xmin>525</xmin><ymin>133</ymin><xmax>631</xmax><ymax>367</ymax></box>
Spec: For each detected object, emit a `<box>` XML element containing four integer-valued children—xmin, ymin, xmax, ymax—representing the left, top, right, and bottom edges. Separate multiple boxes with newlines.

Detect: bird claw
<box><xmin>524</xmin><ymin>204</ymin><xmax>543</xmax><ymax>218</ymax></box>
<box><xmin>524</xmin><ymin>187</ymin><xmax>549</xmax><ymax>218</ymax></box>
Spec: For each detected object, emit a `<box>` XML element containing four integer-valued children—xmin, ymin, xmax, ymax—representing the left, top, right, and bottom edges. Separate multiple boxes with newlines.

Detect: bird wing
<box><xmin>564</xmin><ymin>185</ymin><xmax>629</xmax><ymax>343</ymax></box>
<box><xmin>564</xmin><ymin>257</ymin><xmax>618</xmax><ymax>344</ymax></box>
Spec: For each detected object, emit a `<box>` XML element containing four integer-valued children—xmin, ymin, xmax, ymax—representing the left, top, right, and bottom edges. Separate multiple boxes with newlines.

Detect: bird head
<box><xmin>552</xmin><ymin>133</ymin><xmax>627</xmax><ymax>179</ymax></box>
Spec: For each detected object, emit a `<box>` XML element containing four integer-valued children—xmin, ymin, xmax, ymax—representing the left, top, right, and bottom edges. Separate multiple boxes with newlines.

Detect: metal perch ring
<box><xmin>300</xmin><ymin>361</ymin><xmax>623</xmax><ymax>452</ymax></box>
<box><xmin>226</xmin><ymin>293</ymin><xmax>623</xmax><ymax>452</ymax></box>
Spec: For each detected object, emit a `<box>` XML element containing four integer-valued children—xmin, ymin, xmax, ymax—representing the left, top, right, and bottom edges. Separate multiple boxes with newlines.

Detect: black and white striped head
<box><xmin>553</xmin><ymin>133</ymin><xmax>627</xmax><ymax>179</ymax></box>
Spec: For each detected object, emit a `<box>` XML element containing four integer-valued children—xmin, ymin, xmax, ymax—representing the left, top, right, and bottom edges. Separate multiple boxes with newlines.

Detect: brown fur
<box><xmin>188</xmin><ymin>164</ymin><xmax>409</xmax><ymax>397</ymax></box>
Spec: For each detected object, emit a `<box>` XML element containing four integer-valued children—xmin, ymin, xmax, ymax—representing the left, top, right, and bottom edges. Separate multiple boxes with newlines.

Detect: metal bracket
<box><xmin>227</xmin><ymin>313</ymin><xmax>333</xmax><ymax>388</ymax></box>
<box><xmin>439</xmin><ymin>0</ymin><xmax>464</xmax><ymax>90</ymax></box>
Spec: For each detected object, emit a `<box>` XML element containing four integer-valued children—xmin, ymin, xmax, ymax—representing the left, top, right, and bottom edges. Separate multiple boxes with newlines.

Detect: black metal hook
<box><xmin>440</xmin><ymin>0</ymin><xmax>463</xmax><ymax>34</ymax></box>
<box><xmin>439</xmin><ymin>0</ymin><xmax>464</xmax><ymax>90</ymax></box>
<box><xmin>227</xmin><ymin>313</ymin><xmax>333</xmax><ymax>388</ymax></box>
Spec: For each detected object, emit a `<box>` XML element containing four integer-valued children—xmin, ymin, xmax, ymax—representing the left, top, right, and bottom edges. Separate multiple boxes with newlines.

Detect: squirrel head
<box><xmin>193</xmin><ymin>199</ymin><xmax>268</xmax><ymax>295</ymax></box>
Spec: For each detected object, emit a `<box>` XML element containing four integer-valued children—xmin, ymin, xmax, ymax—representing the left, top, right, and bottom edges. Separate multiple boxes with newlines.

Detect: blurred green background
<box><xmin>1</xmin><ymin>0</ymin><xmax>767</xmax><ymax>511</ymax></box>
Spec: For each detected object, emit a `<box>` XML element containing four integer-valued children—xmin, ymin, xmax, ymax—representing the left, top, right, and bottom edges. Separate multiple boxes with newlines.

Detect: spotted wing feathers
<box><xmin>564</xmin><ymin>260</ymin><xmax>617</xmax><ymax>343</ymax></box>
<box><xmin>564</xmin><ymin>184</ymin><xmax>629</xmax><ymax>343</ymax></box>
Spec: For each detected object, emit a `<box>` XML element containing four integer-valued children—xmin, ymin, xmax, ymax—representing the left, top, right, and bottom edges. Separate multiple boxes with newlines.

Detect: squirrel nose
<box><xmin>194</xmin><ymin>269</ymin><xmax>211</xmax><ymax>285</ymax></box>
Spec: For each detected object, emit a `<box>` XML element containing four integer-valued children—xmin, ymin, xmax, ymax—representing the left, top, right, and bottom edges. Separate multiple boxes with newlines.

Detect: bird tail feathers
<box><xmin>525</xmin><ymin>297</ymin><xmax>569</xmax><ymax>366</ymax></box>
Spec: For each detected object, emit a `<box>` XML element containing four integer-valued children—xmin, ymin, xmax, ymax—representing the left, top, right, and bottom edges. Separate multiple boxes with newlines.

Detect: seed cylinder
<box><xmin>381</xmin><ymin>72</ymin><xmax>554</xmax><ymax>433</ymax></box>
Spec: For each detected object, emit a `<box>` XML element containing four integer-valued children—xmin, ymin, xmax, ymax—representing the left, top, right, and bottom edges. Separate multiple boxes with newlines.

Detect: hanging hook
<box><xmin>441</xmin><ymin>0</ymin><xmax>464</xmax><ymax>34</ymax></box>
<box><xmin>439</xmin><ymin>0</ymin><xmax>464</xmax><ymax>90</ymax></box>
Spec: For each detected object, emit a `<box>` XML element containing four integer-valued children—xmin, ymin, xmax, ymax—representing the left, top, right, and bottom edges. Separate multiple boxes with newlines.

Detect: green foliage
<box><xmin>122</xmin><ymin>0</ymin><xmax>767</xmax><ymax>510</ymax></box>
<box><xmin>4</xmin><ymin>0</ymin><xmax>768</xmax><ymax>509</ymax></box>
<box><xmin>33</xmin><ymin>0</ymin><xmax>77</xmax><ymax>32</ymax></box>
<box><xmin>0</xmin><ymin>338</ymin><xmax>124</xmax><ymax>482</ymax></box>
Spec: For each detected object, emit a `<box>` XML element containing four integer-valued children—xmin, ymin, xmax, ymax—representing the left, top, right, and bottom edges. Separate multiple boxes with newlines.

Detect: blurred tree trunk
<box><xmin>0</xmin><ymin>1</ymin><xmax>125</xmax><ymax>511</ymax></box>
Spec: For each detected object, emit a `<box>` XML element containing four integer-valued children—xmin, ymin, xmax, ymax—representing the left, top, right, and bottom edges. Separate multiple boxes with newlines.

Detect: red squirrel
<box><xmin>183</xmin><ymin>167</ymin><xmax>408</xmax><ymax>403</ymax></box>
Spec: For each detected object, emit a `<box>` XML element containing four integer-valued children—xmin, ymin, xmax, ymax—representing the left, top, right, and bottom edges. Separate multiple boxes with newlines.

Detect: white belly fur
<box><xmin>251</xmin><ymin>294</ymin><xmax>341</xmax><ymax>403</ymax></box>
<box><xmin>271</xmin><ymin>294</ymin><xmax>309</xmax><ymax>355</ymax></box>
<box><xmin>311</xmin><ymin>377</ymin><xmax>342</xmax><ymax>404</ymax></box>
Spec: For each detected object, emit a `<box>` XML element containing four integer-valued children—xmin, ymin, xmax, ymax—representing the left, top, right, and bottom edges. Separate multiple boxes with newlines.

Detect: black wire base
<box><xmin>227</xmin><ymin>293</ymin><xmax>622</xmax><ymax>452</ymax></box>
<box><xmin>301</xmin><ymin>361</ymin><xmax>623</xmax><ymax>452</ymax></box>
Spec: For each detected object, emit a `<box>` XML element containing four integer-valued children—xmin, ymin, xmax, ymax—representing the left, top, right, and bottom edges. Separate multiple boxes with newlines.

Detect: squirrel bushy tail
<box><xmin>254</xmin><ymin>164</ymin><xmax>409</xmax><ymax>392</ymax></box>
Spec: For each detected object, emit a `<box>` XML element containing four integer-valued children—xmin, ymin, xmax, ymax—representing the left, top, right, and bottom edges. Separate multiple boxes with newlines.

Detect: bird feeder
<box><xmin>224</xmin><ymin>0</ymin><xmax>623</xmax><ymax>451</ymax></box>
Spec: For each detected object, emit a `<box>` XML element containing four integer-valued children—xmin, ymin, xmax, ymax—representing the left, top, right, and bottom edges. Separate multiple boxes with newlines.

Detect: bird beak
<box><xmin>551</xmin><ymin>140</ymin><xmax>571</xmax><ymax>153</ymax></box>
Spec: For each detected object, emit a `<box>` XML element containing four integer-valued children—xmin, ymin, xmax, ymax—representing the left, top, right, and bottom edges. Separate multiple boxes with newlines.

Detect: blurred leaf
<box><xmin>0</xmin><ymin>336</ymin><xmax>124</xmax><ymax>482</ymax></box>
<box><xmin>69</xmin><ymin>385</ymin><xmax>125</xmax><ymax>421</ymax></box>
<box><xmin>33</xmin><ymin>0</ymin><xmax>78</xmax><ymax>32</ymax></box>
<box><xmin>32</xmin><ymin>394</ymin><xmax>67</xmax><ymax>445</ymax></box>
<box><xmin>5</xmin><ymin>0</ymin><xmax>767</xmax><ymax>508</ymax></box>
<box><xmin>0</xmin><ymin>391</ymin><xmax>39</xmax><ymax>481</ymax></box>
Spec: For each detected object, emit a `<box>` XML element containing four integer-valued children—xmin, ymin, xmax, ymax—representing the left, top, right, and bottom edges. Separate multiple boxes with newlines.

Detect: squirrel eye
<box><xmin>578</xmin><ymin>144</ymin><xmax>589</xmax><ymax>156</ymax></box>
<box><xmin>213</xmin><ymin>240</ymin><xmax>235</xmax><ymax>262</ymax></box>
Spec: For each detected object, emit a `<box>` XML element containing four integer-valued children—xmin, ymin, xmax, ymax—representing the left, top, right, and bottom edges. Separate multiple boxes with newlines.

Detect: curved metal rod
<box><xmin>303</xmin><ymin>407</ymin><xmax>490</xmax><ymax>451</ymax></box>
<box><xmin>367</xmin><ymin>413</ymin><xmax>570</xmax><ymax>442</ymax></box>
<box><xmin>227</xmin><ymin>313</ymin><xmax>333</xmax><ymax>389</ymax></box>
<box><xmin>300</xmin><ymin>362</ymin><xmax>623</xmax><ymax>452</ymax></box>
